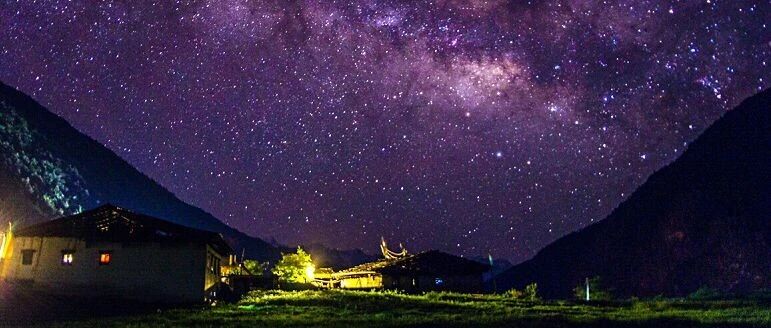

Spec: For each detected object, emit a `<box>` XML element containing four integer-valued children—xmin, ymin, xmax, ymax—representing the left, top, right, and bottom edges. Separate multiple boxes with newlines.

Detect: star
<box><xmin>0</xmin><ymin>0</ymin><xmax>766</xmax><ymax>262</ymax></box>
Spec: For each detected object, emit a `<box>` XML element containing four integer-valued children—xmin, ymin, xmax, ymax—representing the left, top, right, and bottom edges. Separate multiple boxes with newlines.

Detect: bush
<box><xmin>524</xmin><ymin>283</ymin><xmax>540</xmax><ymax>301</ymax></box>
<box><xmin>504</xmin><ymin>283</ymin><xmax>539</xmax><ymax>301</ymax></box>
<box><xmin>504</xmin><ymin>288</ymin><xmax>524</xmax><ymax>299</ymax></box>
<box><xmin>687</xmin><ymin>287</ymin><xmax>725</xmax><ymax>300</ymax></box>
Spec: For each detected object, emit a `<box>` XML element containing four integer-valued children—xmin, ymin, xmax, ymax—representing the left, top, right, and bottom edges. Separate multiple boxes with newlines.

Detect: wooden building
<box><xmin>328</xmin><ymin>250</ymin><xmax>490</xmax><ymax>293</ymax></box>
<box><xmin>0</xmin><ymin>205</ymin><xmax>232</xmax><ymax>303</ymax></box>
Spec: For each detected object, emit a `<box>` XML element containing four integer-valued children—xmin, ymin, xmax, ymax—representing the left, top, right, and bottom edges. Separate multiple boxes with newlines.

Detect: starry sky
<box><xmin>0</xmin><ymin>0</ymin><xmax>768</xmax><ymax>262</ymax></box>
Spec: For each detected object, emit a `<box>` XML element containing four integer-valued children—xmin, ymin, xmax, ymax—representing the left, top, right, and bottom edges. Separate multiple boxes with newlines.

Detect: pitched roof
<box><xmin>337</xmin><ymin>250</ymin><xmax>489</xmax><ymax>277</ymax></box>
<box><xmin>14</xmin><ymin>204</ymin><xmax>232</xmax><ymax>255</ymax></box>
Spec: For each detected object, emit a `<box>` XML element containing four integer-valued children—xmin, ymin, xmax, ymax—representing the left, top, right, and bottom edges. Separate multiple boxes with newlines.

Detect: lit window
<box><xmin>21</xmin><ymin>249</ymin><xmax>35</xmax><ymax>265</ymax></box>
<box><xmin>435</xmin><ymin>278</ymin><xmax>444</xmax><ymax>286</ymax></box>
<box><xmin>62</xmin><ymin>251</ymin><xmax>74</xmax><ymax>265</ymax></box>
<box><xmin>99</xmin><ymin>251</ymin><xmax>112</xmax><ymax>265</ymax></box>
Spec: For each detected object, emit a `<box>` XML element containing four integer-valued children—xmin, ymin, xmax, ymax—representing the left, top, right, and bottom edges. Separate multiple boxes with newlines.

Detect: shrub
<box><xmin>504</xmin><ymin>288</ymin><xmax>524</xmax><ymax>299</ymax></box>
<box><xmin>504</xmin><ymin>283</ymin><xmax>539</xmax><ymax>301</ymax></box>
<box><xmin>687</xmin><ymin>287</ymin><xmax>724</xmax><ymax>300</ymax></box>
<box><xmin>524</xmin><ymin>283</ymin><xmax>540</xmax><ymax>301</ymax></box>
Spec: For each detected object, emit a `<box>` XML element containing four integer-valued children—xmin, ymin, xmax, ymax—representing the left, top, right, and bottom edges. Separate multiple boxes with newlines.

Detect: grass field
<box><xmin>41</xmin><ymin>290</ymin><xmax>771</xmax><ymax>328</ymax></box>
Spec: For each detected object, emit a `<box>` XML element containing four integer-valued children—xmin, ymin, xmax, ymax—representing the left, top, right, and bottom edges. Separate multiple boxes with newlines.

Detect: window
<box><xmin>21</xmin><ymin>249</ymin><xmax>35</xmax><ymax>265</ymax></box>
<box><xmin>435</xmin><ymin>278</ymin><xmax>444</xmax><ymax>286</ymax></box>
<box><xmin>207</xmin><ymin>253</ymin><xmax>221</xmax><ymax>275</ymax></box>
<box><xmin>99</xmin><ymin>251</ymin><xmax>112</xmax><ymax>265</ymax></box>
<box><xmin>61</xmin><ymin>250</ymin><xmax>74</xmax><ymax>265</ymax></box>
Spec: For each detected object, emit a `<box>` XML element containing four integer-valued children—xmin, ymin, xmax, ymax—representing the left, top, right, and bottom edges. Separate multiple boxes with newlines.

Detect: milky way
<box><xmin>0</xmin><ymin>1</ymin><xmax>768</xmax><ymax>262</ymax></box>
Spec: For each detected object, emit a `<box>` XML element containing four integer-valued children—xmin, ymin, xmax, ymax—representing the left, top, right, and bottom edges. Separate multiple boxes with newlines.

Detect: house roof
<box><xmin>337</xmin><ymin>250</ymin><xmax>489</xmax><ymax>277</ymax></box>
<box><xmin>14</xmin><ymin>204</ymin><xmax>232</xmax><ymax>255</ymax></box>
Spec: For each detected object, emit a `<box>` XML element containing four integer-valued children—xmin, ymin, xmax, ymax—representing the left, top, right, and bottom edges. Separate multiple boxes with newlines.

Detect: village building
<box><xmin>318</xmin><ymin>239</ymin><xmax>490</xmax><ymax>292</ymax></box>
<box><xmin>0</xmin><ymin>204</ymin><xmax>232</xmax><ymax>303</ymax></box>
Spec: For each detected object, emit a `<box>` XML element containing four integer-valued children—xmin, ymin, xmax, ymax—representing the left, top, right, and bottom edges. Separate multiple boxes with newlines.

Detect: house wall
<box><xmin>339</xmin><ymin>274</ymin><xmax>383</xmax><ymax>289</ymax></box>
<box><xmin>204</xmin><ymin>244</ymin><xmax>224</xmax><ymax>297</ymax></box>
<box><xmin>0</xmin><ymin>236</ymin><xmax>212</xmax><ymax>303</ymax></box>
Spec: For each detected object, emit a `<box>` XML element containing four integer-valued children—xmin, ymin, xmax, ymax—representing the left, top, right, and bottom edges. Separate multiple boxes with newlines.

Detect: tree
<box><xmin>524</xmin><ymin>283</ymin><xmax>540</xmax><ymax>301</ymax></box>
<box><xmin>272</xmin><ymin>246</ymin><xmax>315</xmax><ymax>286</ymax></box>
<box><xmin>242</xmin><ymin>259</ymin><xmax>266</xmax><ymax>276</ymax></box>
<box><xmin>505</xmin><ymin>283</ymin><xmax>539</xmax><ymax>301</ymax></box>
<box><xmin>574</xmin><ymin>276</ymin><xmax>614</xmax><ymax>301</ymax></box>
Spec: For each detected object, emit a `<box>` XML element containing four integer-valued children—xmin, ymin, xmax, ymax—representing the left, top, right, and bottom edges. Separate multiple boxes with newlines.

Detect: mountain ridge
<box><xmin>0</xmin><ymin>81</ymin><xmax>371</xmax><ymax>266</ymax></box>
<box><xmin>495</xmin><ymin>89</ymin><xmax>771</xmax><ymax>298</ymax></box>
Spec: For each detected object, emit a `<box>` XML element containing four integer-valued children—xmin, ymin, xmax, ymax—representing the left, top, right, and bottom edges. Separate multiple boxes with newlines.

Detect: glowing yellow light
<box><xmin>99</xmin><ymin>251</ymin><xmax>111</xmax><ymax>265</ymax></box>
<box><xmin>62</xmin><ymin>252</ymin><xmax>74</xmax><ymax>265</ymax></box>
<box><xmin>305</xmin><ymin>263</ymin><xmax>315</xmax><ymax>280</ymax></box>
<box><xmin>0</xmin><ymin>223</ymin><xmax>12</xmax><ymax>260</ymax></box>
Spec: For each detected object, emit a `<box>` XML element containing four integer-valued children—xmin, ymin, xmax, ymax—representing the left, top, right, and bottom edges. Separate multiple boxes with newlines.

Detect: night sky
<box><xmin>0</xmin><ymin>1</ymin><xmax>768</xmax><ymax>262</ymax></box>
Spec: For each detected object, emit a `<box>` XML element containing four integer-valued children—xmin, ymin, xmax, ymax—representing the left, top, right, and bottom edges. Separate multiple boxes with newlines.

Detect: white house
<box><xmin>0</xmin><ymin>205</ymin><xmax>232</xmax><ymax>303</ymax></box>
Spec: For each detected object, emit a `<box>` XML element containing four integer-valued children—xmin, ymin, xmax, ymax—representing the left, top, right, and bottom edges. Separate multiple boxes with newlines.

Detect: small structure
<box><xmin>323</xmin><ymin>247</ymin><xmax>490</xmax><ymax>293</ymax></box>
<box><xmin>220</xmin><ymin>256</ymin><xmax>274</xmax><ymax>298</ymax></box>
<box><xmin>0</xmin><ymin>204</ymin><xmax>232</xmax><ymax>303</ymax></box>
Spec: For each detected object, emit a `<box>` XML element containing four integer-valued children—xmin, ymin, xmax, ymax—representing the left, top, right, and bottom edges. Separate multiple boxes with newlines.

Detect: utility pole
<box><xmin>488</xmin><ymin>253</ymin><xmax>497</xmax><ymax>293</ymax></box>
<box><xmin>585</xmin><ymin>277</ymin><xmax>590</xmax><ymax>301</ymax></box>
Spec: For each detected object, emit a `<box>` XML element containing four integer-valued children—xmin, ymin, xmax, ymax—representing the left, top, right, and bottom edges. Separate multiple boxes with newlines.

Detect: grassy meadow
<box><xmin>42</xmin><ymin>289</ymin><xmax>771</xmax><ymax>328</ymax></box>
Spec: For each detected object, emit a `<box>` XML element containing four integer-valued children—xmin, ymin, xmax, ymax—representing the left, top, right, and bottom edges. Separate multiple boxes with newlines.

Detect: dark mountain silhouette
<box><xmin>0</xmin><ymin>81</ymin><xmax>371</xmax><ymax>266</ymax></box>
<box><xmin>468</xmin><ymin>256</ymin><xmax>513</xmax><ymax>283</ymax></box>
<box><xmin>496</xmin><ymin>89</ymin><xmax>771</xmax><ymax>299</ymax></box>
